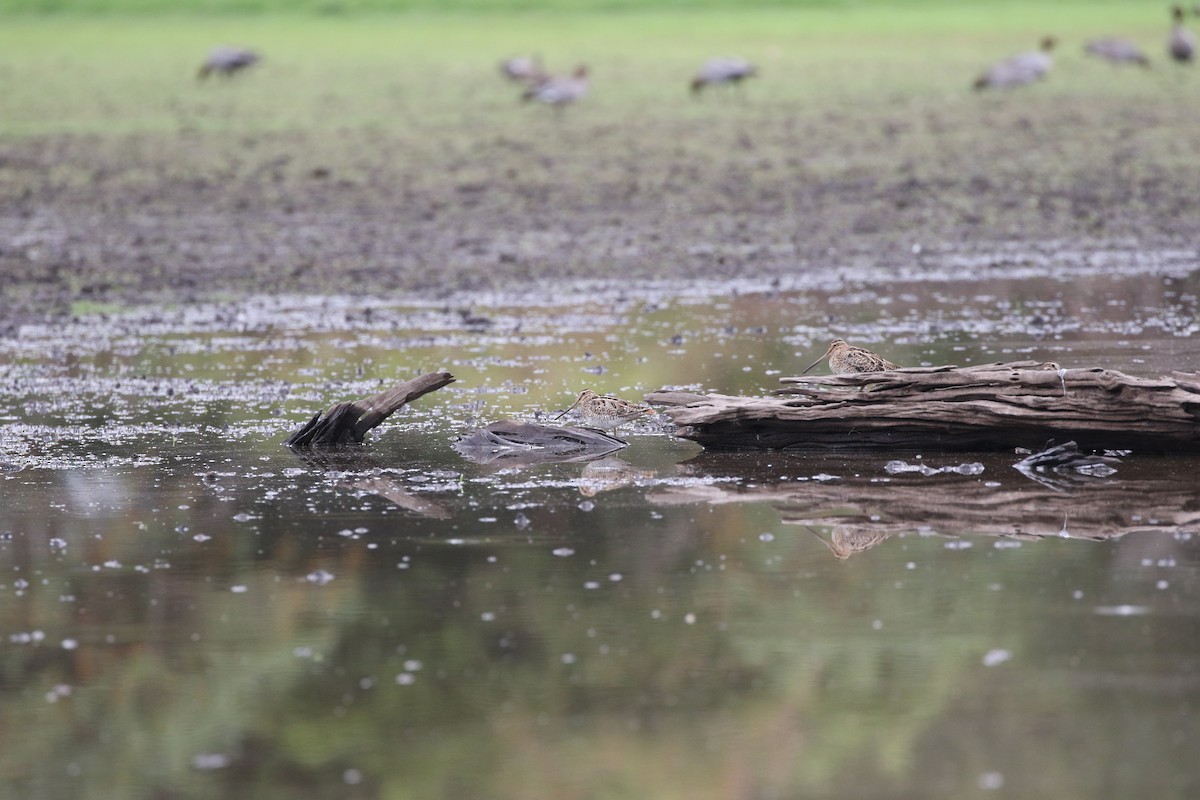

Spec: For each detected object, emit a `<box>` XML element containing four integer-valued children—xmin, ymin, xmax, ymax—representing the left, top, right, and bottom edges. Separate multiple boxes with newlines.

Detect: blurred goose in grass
<box><xmin>197</xmin><ymin>46</ymin><xmax>260</xmax><ymax>79</ymax></box>
<box><xmin>1084</xmin><ymin>37</ymin><xmax>1150</xmax><ymax>67</ymax></box>
<box><xmin>690</xmin><ymin>57</ymin><xmax>758</xmax><ymax>95</ymax></box>
<box><xmin>499</xmin><ymin>55</ymin><xmax>547</xmax><ymax>85</ymax></box>
<box><xmin>973</xmin><ymin>37</ymin><xmax>1056</xmax><ymax>90</ymax></box>
<box><xmin>522</xmin><ymin>65</ymin><xmax>589</xmax><ymax>109</ymax></box>
<box><xmin>1169</xmin><ymin>5</ymin><xmax>1196</xmax><ymax>63</ymax></box>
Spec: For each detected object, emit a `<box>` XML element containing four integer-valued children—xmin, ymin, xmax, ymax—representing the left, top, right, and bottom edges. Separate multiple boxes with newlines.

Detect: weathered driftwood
<box><xmin>647</xmin><ymin>362</ymin><xmax>1200</xmax><ymax>453</ymax></box>
<box><xmin>285</xmin><ymin>371</ymin><xmax>455</xmax><ymax>447</ymax></box>
<box><xmin>647</xmin><ymin>453</ymin><xmax>1200</xmax><ymax>554</ymax></box>
<box><xmin>453</xmin><ymin>420</ymin><xmax>628</xmax><ymax>466</ymax></box>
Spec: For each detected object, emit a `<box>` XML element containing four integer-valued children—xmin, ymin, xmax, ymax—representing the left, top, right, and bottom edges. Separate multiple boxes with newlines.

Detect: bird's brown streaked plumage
<box><xmin>801</xmin><ymin>339</ymin><xmax>899</xmax><ymax>375</ymax></box>
<box><xmin>553</xmin><ymin>389</ymin><xmax>654</xmax><ymax>432</ymax></box>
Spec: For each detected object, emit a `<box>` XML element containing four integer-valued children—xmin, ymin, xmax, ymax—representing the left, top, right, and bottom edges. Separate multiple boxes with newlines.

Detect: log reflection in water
<box><xmin>286</xmin><ymin>446</ymin><xmax>453</xmax><ymax>519</ymax></box>
<box><xmin>648</xmin><ymin>453</ymin><xmax>1200</xmax><ymax>555</ymax></box>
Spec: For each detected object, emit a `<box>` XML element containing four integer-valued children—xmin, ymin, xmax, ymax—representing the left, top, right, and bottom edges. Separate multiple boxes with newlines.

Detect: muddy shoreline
<box><xmin>3</xmin><ymin>90</ymin><xmax>1198</xmax><ymax>323</ymax></box>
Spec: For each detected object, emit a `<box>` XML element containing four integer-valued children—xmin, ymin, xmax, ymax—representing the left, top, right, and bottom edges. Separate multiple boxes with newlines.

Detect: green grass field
<box><xmin>0</xmin><ymin>3</ymin><xmax>1177</xmax><ymax>138</ymax></box>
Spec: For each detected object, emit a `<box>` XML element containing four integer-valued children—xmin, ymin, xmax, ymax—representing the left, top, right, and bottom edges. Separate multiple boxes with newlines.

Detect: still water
<box><xmin>2</xmin><ymin>253</ymin><xmax>1200</xmax><ymax>799</ymax></box>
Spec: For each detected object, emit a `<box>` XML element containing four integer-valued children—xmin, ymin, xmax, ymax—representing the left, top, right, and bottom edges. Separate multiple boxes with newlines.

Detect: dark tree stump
<box><xmin>285</xmin><ymin>371</ymin><xmax>455</xmax><ymax>447</ymax></box>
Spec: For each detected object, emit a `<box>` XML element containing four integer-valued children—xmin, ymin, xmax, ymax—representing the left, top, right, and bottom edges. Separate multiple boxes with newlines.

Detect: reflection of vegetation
<box><xmin>5</xmin><ymin>457</ymin><xmax>1198</xmax><ymax>798</ymax></box>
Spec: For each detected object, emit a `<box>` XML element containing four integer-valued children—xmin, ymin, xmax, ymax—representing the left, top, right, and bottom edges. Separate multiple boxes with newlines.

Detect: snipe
<box><xmin>554</xmin><ymin>389</ymin><xmax>654</xmax><ymax>432</ymax></box>
<box><xmin>802</xmin><ymin>339</ymin><xmax>899</xmax><ymax>375</ymax></box>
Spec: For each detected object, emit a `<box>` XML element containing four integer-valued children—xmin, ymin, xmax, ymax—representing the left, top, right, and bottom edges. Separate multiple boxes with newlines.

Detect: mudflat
<box><xmin>1</xmin><ymin>8</ymin><xmax>1195</xmax><ymax>319</ymax></box>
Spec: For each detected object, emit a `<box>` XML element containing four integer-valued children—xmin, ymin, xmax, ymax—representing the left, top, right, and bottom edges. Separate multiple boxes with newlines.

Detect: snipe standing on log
<box><xmin>802</xmin><ymin>339</ymin><xmax>900</xmax><ymax>375</ymax></box>
<box><xmin>555</xmin><ymin>389</ymin><xmax>654</xmax><ymax>432</ymax></box>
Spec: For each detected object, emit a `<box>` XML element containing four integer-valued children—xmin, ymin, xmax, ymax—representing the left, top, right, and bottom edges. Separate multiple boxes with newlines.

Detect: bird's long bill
<box><xmin>801</xmin><ymin>343</ymin><xmax>835</xmax><ymax>374</ymax></box>
<box><xmin>553</xmin><ymin>393</ymin><xmax>585</xmax><ymax>420</ymax></box>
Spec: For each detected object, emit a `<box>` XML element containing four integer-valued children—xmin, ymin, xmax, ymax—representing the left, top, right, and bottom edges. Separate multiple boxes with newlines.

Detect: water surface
<box><xmin>2</xmin><ymin>256</ymin><xmax>1199</xmax><ymax>799</ymax></box>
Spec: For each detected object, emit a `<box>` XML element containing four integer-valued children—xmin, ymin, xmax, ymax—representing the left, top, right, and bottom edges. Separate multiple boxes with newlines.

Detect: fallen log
<box><xmin>285</xmin><ymin>371</ymin><xmax>455</xmax><ymax>447</ymax></box>
<box><xmin>453</xmin><ymin>420</ymin><xmax>628</xmax><ymax>467</ymax></box>
<box><xmin>647</xmin><ymin>362</ymin><xmax>1200</xmax><ymax>453</ymax></box>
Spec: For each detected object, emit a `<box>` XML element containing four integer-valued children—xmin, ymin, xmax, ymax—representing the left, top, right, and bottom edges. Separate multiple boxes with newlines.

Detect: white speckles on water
<box><xmin>871</xmin><ymin>619</ymin><xmax>883</xmax><ymax>630</ymax></box>
<box><xmin>343</xmin><ymin>769</ymin><xmax>362</xmax><ymax>785</ymax></box>
<box><xmin>684</xmin><ymin>613</ymin><xmax>696</xmax><ymax>625</ymax></box>
<box><xmin>1156</xmin><ymin>580</ymin><xmax>1169</xmax><ymax>590</ymax></box>
<box><xmin>45</xmin><ymin>684</ymin><xmax>72</xmax><ymax>703</ymax></box>
<box><xmin>305</xmin><ymin>570</ymin><xmax>334</xmax><ymax>585</ymax></box>
<box><xmin>61</xmin><ymin>638</ymin><xmax>78</xmax><ymax>650</ymax></box>
<box><xmin>403</xmin><ymin>659</ymin><xmax>423</xmax><ymax>672</ymax></box>
<box><xmin>982</xmin><ymin>649</ymin><xmax>1011</xmax><ymax>667</ymax></box>
<box><xmin>608</xmin><ymin>573</ymin><xmax>623</xmax><ymax>582</ymax></box>
<box><xmin>481</xmin><ymin>611</ymin><xmax>495</xmax><ymax>621</ymax></box>
<box><xmin>192</xmin><ymin>533</ymin><xmax>211</xmax><ymax>543</ymax></box>
<box><xmin>192</xmin><ymin>753</ymin><xmax>231</xmax><ymax>771</ymax></box>
<box><xmin>395</xmin><ymin>672</ymin><xmax>416</xmax><ymax>686</ymax></box>
<box><xmin>552</xmin><ymin>547</ymin><xmax>575</xmax><ymax>557</ymax></box>
<box><xmin>978</xmin><ymin>772</ymin><xmax>1005</xmax><ymax>790</ymax></box>
<box><xmin>758</xmin><ymin>532</ymin><xmax>774</xmax><ymax>542</ymax></box>
<box><xmin>230</xmin><ymin>585</ymin><xmax>247</xmax><ymax>593</ymax></box>
<box><xmin>578</xmin><ymin>500</ymin><xmax>595</xmax><ymax>512</ymax></box>
<box><xmin>561</xmin><ymin>653</ymin><xmax>576</xmax><ymax>664</ymax></box>
<box><xmin>944</xmin><ymin>540</ymin><xmax>972</xmax><ymax>550</ymax></box>
<box><xmin>1095</xmin><ymin>604</ymin><xmax>1149</xmax><ymax>616</ymax></box>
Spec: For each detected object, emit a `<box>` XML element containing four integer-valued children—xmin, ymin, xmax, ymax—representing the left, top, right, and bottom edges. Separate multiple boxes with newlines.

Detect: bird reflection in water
<box><xmin>805</xmin><ymin>525</ymin><xmax>893</xmax><ymax>560</ymax></box>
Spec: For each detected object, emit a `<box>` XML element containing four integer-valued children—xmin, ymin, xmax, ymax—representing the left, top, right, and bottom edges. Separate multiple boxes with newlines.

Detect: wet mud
<box><xmin>1</xmin><ymin>87</ymin><xmax>1198</xmax><ymax>322</ymax></box>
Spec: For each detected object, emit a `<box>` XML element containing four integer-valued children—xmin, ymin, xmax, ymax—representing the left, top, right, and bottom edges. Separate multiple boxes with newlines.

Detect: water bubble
<box><xmin>396</xmin><ymin>673</ymin><xmax>416</xmax><ymax>685</ymax></box>
<box><xmin>343</xmin><ymin>769</ymin><xmax>362</xmax><ymax>785</ymax></box>
<box><xmin>758</xmin><ymin>532</ymin><xmax>774</xmax><ymax>542</ymax></box>
<box><xmin>230</xmin><ymin>585</ymin><xmax>248</xmax><ymax>594</ymax></box>
<box><xmin>561</xmin><ymin>653</ymin><xmax>576</xmax><ymax>664</ymax></box>
<box><xmin>61</xmin><ymin>638</ymin><xmax>78</xmax><ymax>650</ymax></box>
<box><xmin>403</xmin><ymin>659</ymin><xmax>423</xmax><ymax>672</ymax></box>
<box><xmin>578</xmin><ymin>500</ymin><xmax>595</xmax><ymax>512</ymax></box>
<box><xmin>552</xmin><ymin>547</ymin><xmax>575</xmax><ymax>558</ymax></box>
